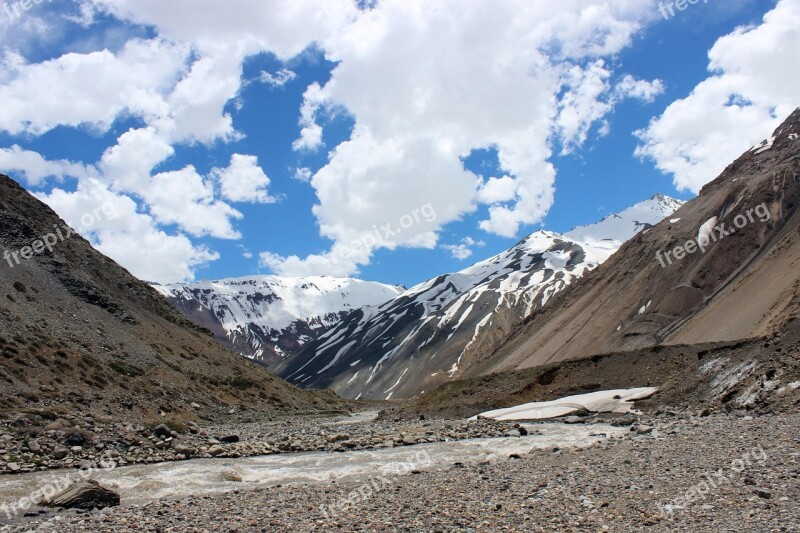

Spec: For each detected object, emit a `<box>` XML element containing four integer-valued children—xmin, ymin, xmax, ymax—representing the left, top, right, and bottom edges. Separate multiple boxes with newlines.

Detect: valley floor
<box><xmin>3</xmin><ymin>412</ymin><xmax>798</xmax><ymax>532</ymax></box>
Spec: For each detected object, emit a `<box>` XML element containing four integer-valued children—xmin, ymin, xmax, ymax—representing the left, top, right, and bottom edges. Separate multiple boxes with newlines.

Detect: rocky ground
<box><xmin>2</xmin><ymin>411</ymin><xmax>797</xmax><ymax>532</ymax></box>
<box><xmin>0</xmin><ymin>411</ymin><xmax>519</xmax><ymax>475</ymax></box>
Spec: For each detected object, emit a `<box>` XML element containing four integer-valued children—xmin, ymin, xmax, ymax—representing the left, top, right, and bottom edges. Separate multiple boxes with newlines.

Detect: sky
<box><xmin>0</xmin><ymin>0</ymin><xmax>797</xmax><ymax>288</ymax></box>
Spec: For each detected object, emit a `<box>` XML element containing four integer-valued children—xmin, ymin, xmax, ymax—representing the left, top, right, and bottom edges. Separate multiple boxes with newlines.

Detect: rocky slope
<box><xmin>276</xmin><ymin>195</ymin><xmax>682</xmax><ymax>400</ymax></box>
<box><xmin>483</xmin><ymin>108</ymin><xmax>800</xmax><ymax>375</ymax></box>
<box><xmin>153</xmin><ymin>277</ymin><xmax>401</xmax><ymax>366</ymax></box>
<box><xmin>0</xmin><ymin>174</ymin><xmax>342</xmax><ymax>429</ymax></box>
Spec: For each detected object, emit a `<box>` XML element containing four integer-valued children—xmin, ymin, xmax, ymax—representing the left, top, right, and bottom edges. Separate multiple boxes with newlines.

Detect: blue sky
<box><xmin>0</xmin><ymin>0</ymin><xmax>795</xmax><ymax>287</ymax></box>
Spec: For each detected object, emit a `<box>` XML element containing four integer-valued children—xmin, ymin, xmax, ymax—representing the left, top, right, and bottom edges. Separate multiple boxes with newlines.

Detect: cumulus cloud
<box><xmin>2</xmin><ymin>0</ymin><xmax>667</xmax><ymax>281</ymax></box>
<box><xmin>35</xmin><ymin>180</ymin><xmax>219</xmax><ymax>283</ymax></box>
<box><xmin>614</xmin><ymin>74</ymin><xmax>665</xmax><ymax>103</ymax></box>
<box><xmin>269</xmin><ymin>0</ymin><xmax>659</xmax><ymax>275</ymax></box>
<box><xmin>442</xmin><ymin>237</ymin><xmax>485</xmax><ymax>260</ymax></box>
<box><xmin>0</xmin><ymin>39</ymin><xmax>187</xmax><ymax>136</ymax></box>
<box><xmin>0</xmin><ymin>145</ymin><xmax>98</xmax><ymax>185</ymax></box>
<box><xmin>213</xmin><ymin>154</ymin><xmax>277</xmax><ymax>204</ymax></box>
<box><xmin>636</xmin><ymin>0</ymin><xmax>800</xmax><ymax>193</ymax></box>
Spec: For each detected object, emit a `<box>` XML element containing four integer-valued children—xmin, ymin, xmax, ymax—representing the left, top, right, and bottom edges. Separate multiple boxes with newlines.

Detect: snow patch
<box><xmin>470</xmin><ymin>388</ymin><xmax>658</xmax><ymax>421</ymax></box>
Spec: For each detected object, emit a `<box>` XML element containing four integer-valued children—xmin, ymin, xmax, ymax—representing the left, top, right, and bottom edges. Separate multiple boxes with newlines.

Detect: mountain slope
<box><xmin>485</xmin><ymin>108</ymin><xmax>800</xmax><ymax>375</ymax></box>
<box><xmin>275</xmin><ymin>195</ymin><xmax>682</xmax><ymax>400</ymax></box>
<box><xmin>0</xmin><ymin>174</ymin><xmax>342</xmax><ymax>425</ymax></box>
<box><xmin>154</xmin><ymin>277</ymin><xmax>401</xmax><ymax>366</ymax></box>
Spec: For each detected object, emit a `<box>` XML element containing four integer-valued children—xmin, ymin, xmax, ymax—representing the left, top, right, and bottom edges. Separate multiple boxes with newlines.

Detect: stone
<box><xmin>153</xmin><ymin>424</ymin><xmax>173</xmax><ymax>439</ymax></box>
<box><xmin>53</xmin><ymin>447</ymin><xmax>70</xmax><ymax>460</ymax></box>
<box><xmin>635</xmin><ymin>425</ymin><xmax>654</xmax><ymax>435</ymax></box>
<box><xmin>754</xmin><ymin>488</ymin><xmax>772</xmax><ymax>499</ymax></box>
<box><xmin>27</xmin><ymin>439</ymin><xmax>41</xmax><ymax>453</ymax></box>
<box><xmin>220</xmin><ymin>435</ymin><xmax>240</xmax><ymax>444</ymax></box>
<box><xmin>173</xmin><ymin>444</ymin><xmax>195</xmax><ymax>457</ymax></box>
<box><xmin>564</xmin><ymin>416</ymin><xmax>583</xmax><ymax>424</ymax></box>
<box><xmin>65</xmin><ymin>432</ymin><xmax>85</xmax><ymax>446</ymax></box>
<box><xmin>6</xmin><ymin>462</ymin><xmax>20</xmax><ymax>472</ymax></box>
<box><xmin>44</xmin><ymin>480</ymin><xmax>120</xmax><ymax>510</ymax></box>
<box><xmin>207</xmin><ymin>445</ymin><xmax>225</xmax><ymax>456</ymax></box>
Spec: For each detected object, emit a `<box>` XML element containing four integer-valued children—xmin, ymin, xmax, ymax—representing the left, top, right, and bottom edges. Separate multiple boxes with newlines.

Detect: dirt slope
<box><xmin>0</xmin><ymin>174</ymin><xmax>343</xmax><ymax>427</ymax></box>
<box><xmin>481</xmin><ymin>108</ymin><xmax>800</xmax><ymax>375</ymax></box>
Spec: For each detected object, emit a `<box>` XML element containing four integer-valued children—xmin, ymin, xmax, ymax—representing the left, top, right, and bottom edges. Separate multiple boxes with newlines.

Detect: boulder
<box><xmin>65</xmin><ymin>432</ymin><xmax>85</xmax><ymax>446</ymax></box>
<box><xmin>207</xmin><ymin>445</ymin><xmax>225</xmax><ymax>456</ymax></box>
<box><xmin>153</xmin><ymin>424</ymin><xmax>173</xmax><ymax>438</ymax></box>
<box><xmin>44</xmin><ymin>480</ymin><xmax>120</xmax><ymax>510</ymax></box>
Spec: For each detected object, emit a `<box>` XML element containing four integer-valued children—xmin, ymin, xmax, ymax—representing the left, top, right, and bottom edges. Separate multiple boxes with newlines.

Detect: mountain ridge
<box><xmin>153</xmin><ymin>276</ymin><xmax>402</xmax><ymax>366</ymax></box>
<box><xmin>275</xmin><ymin>193</ymin><xmax>682</xmax><ymax>400</ymax></box>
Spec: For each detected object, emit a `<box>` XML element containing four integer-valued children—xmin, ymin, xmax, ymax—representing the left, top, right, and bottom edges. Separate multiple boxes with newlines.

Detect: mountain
<box><xmin>484</xmin><ymin>108</ymin><xmax>800</xmax><ymax>375</ymax></box>
<box><xmin>275</xmin><ymin>195</ymin><xmax>683</xmax><ymax>400</ymax></box>
<box><xmin>0</xmin><ymin>174</ymin><xmax>342</xmax><ymax>426</ymax></box>
<box><xmin>153</xmin><ymin>277</ymin><xmax>402</xmax><ymax>366</ymax></box>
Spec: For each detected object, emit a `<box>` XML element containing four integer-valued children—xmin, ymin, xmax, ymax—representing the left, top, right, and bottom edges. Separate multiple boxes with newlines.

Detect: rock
<box><xmin>698</xmin><ymin>408</ymin><xmax>712</xmax><ymax>417</ymax></box>
<box><xmin>564</xmin><ymin>416</ymin><xmax>583</xmax><ymax>424</ymax></box>
<box><xmin>44</xmin><ymin>480</ymin><xmax>120</xmax><ymax>510</ymax></box>
<box><xmin>402</xmin><ymin>436</ymin><xmax>416</xmax><ymax>445</ymax></box>
<box><xmin>327</xmin><ymin>433</ymin><xmax>350</xmax><ymax>443</ymax></box>
<box><xmin>27</xmin><ymin>439</ymin><xmax>41</xmax><ymax>453</ymax></box>
<box><xmin>220</xmin><ymin>435</ymin><xmax>240</xmax><ymax>444</ymax></box>
<box><xmin>53</xmin><ymin>447</ymin><xmax>69</xmax><ymax>460</ymax></box>
<box><xmin>153</xmin><ymin>424</ymin><xmax>173</xmax><ymax>438</ymax></box>
<box><xmin>506</xmin><ymin>429</ymin><xmax>521</xmax><ymax>437</ymax></box>
<box><xmin>190</xmin><ymin>402</ymin><xmax>201</xmax><ymax>409</ymax></box>
<box><xmin>173</xmin><ymin>444</ymin><xmax>195</xmax><ymax>457</ymax></box>
<box><xmin>635</xmin><ymin>425</ymin><xmax>654</xmax><ymax>435</ymax></box>
<box><xmin>208</xmin><ymin>445</ymin><xmax>225</xmax><ymax>456</ymax></box>
<box><xmin>518</xmin><ymin>426</ymin><xmax>528</xmax><ymax>436</ymax></box>
<box><xmin>6</xmin><ymin>462</ymin><xmax>20</xmax><ymax>472</ymax></box>
<box><xmin>754</xmin><ymin>488</ymin><xmax>772</xmax><ymax>499</ymax></box>
<box><xmin>65</xmin><ymin>432</ymin><xmax>85</xmax><ymax>446</ymax></box>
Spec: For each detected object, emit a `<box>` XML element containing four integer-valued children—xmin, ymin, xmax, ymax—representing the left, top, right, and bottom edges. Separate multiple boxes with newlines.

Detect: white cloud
<box><xmin>292</xmin><ymin>82</ymin><xmax>327</xmax><ymax>151</ymax></box>
<box><xmin>292</xmin><ymin>167</ymin><xmax>313</xmax><ymax>182</ymax></box>
<box><xmin>636</xmin><ymin>0</ymin><xmax>800</xmax><ymax>193</ymax></box>
<box><xmin>477</xmin><ymin>175</ymin><xmax>517</xmax><ymax>205</ymax></box>
<box><xmin>213</xmin><ymin>154</ymin><xmax>277</xmax><ymax>203</ymax></box>
<box><xmin>35</xmin><ymin>180</ymin><xmax>219</xmax><ymax>283</ymax></box>
<box><xmin>3</xmin><ymin>0</ymin><xmax>665</xmax><ymax>281</ymax></box>
<box><xmin>0</xmin><ymin>38</ymin><xmax>187</xmax><ymax>136</ymax></box>
<box><xmin>0</xmin><ymin>145</ymin><xmax>98</xmax><ymax>185</ymax></box>
<box><xmin>556</xmin><ymin>60</ymin><xmax>613</xmax><ymax>154</ymax></box>
<box><xmin>442</xmin><ymin>244</ymin><xmax>473</xmax><ymax>260</ymax></box>
<box><xmin>146</xmin><ymin>166</ymin><xmax>243</xmax><ymax>239</ymax></box>
<box><xmin>259</xmin><ymin>68</ymin><xmax>297</xmax><ymax>87</ymax></box>
<box><xmin>270</xmin><ymin>0</ymin><xmax>657</xmax><ymax>275</ymax></box>
<box><xmin>442</xmin><ymin>237</ymin><xmax>485</xmax><ymax>260</ymax></box>
<box><xmin>614</xmin><ymin>74</ymin><xmax>664</xmax><ymax>103</ymax></box>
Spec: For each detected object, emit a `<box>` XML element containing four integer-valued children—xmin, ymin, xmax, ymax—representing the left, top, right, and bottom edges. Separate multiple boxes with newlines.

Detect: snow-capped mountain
<box><xmin>274</xmin><ymin>194</ymin><xmax>683</xmax><ymax>399</ymax></box>
<box><xmin>153</xmin><ymin>276</ymin><xmax>402</xmax><ymax>366</ymax></box>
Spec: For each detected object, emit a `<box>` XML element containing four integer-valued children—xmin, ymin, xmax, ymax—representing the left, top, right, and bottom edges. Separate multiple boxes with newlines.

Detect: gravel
<box><xmin>2</xmin><ymin>412</ymin><xmax>797</xmax><ymax>532</ymax></box>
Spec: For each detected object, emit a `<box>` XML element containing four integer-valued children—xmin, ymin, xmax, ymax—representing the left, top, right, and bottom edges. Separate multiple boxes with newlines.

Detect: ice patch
<box><xmin>470</xmin><ymin>387</ymin><xmax>658</xmax><ymax>421</ymax></box>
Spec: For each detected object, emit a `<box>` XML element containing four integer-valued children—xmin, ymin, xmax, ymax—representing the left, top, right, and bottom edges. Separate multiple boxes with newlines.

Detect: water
<box><xmin>0</xmin><ymin>422</ymin><xmax>624</xmax><ymax>509</ymax></box>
